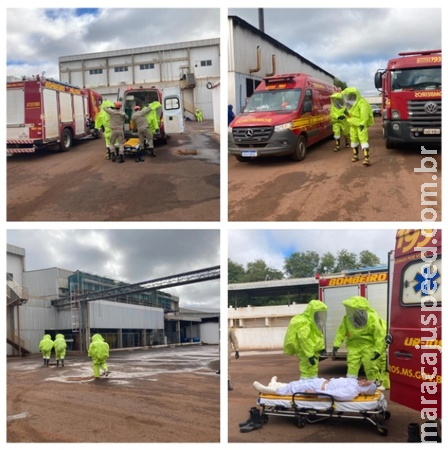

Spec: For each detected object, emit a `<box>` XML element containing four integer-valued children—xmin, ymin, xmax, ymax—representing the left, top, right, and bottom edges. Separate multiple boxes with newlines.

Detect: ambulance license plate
<box><xmin>242</xmin><ymin>151</ymin><xmax>257</xmax><ymax>157</ymax></box>
<box><xmin>424</xmin><ymin>129</ymin><xmax>441</xmax><ymax>135</ymax></box>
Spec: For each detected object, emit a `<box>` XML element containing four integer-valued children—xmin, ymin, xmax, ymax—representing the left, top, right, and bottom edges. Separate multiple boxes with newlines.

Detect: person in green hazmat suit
<box><xmin>88</xmin><ymin>333</ymin><xmax>110</xmax><ymax>379</ymax></box>
<box><xmin>332</xmin><ymin>296</ymin><xmax>383</xmax><ymax>382</ymax></box>
<box><xmin>330</xmin><ymin>92</ymin><xmax>350</xmax><ymax>152</ymax></box>
<box><xmin>94</xmin><ymin>99</ymin><xmax>115</xmax><ymax>159</ymax></box>
<box><xmin>283</xmin><ymin>300</ymin><xmax>328</xmax><ymax>379</ymax></box>
<box><xmin>39</xmin><ymin>334</ymin><xmax>54</xmax><ymax>366</ymax></box>
<box><xmin>53</xmin><ymin>333</ymin><xmax>67</xmax><ymax>367</ymax></box>
<box><xmin>195</xmin><ymin>108</ymin><xmax>203</xmax><ymax>122</ymax></box>
<box><xmin>376</xmin><ymin>318</ymin><xmax>390</xmax><ymax>389</ymax></box>
<box><xmin>341</xmin><ymin>87</ymin><xmax>374</xmax><ymax>166</ymax></box>
<box><xmin>145</xmin><ymin>101</ymin><xmax>162</xmax><ymax>157</ymax></box>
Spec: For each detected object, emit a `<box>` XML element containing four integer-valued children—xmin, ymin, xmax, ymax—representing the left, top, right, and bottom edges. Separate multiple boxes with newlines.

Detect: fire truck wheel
<box><xmin>291</xmin><ymin>135</ymin><xmax>307</xmax><ymax>161</ymax></box>
<box><xmin>60</xmin><ymin>128</ymin><xmax>73</xmax><ymax>152</ymax></box>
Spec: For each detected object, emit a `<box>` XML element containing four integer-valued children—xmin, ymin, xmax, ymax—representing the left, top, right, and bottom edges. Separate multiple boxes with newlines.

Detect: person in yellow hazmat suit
<box><xmin>145</xmin><ymin>101</ymin><xmax>162</xmax><ymax>157</ymax></box>
<box><xmin>330</xmin><ymin>92</ymin><xmax>350</xmax><ymax>152</ymax></box>
<box><xmin>53</xmin><ymin>333</ymin><xmax>67</xmax><ymax>367</ymax></box>
<box><xmin>332</xmin><ymin>296</ymin><xmax>383</xmax><ymax>382</ymax></box>
<box><xmin>94</xmin><ymin>99</ymin><xmax>114</xmax><ymax>159</ymax></box>
<box><xmin>283</xmin><ymin>300</ymin><xmax>328</xmax><ymax>379</ymax></box>
<box><xmin>341</xmin><ymin>87</ymin><xmax>374</xmax><ymax>166</ymax></box>
<box><xmin>88</xmin><ymin>333</ymin><xmax>110</xmax><ymax>379</ymax></box>
<box><xmin>39</xmin><ymin>334</ymin><xmax>54</xmax><ymax>366</ymax></box>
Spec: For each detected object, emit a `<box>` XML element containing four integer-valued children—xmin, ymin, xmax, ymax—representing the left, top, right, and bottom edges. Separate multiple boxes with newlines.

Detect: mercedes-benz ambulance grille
<box><xmin>232</xmin><ymin>126</ymin><xmax>273</xmax><ymax>146</ymax></box>
<box><xmin>408</xmin><ymin>99</ymin><xmax>442</xmax><ymax>127</ymax></box>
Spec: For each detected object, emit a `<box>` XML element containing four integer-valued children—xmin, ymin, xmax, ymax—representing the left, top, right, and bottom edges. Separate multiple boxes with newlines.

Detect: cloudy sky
<box><xmin>6</xmin><ymin>7</ymin><xmax>220</xmax><ymax>80</ymax></box>
<box><xmin>229</xmin><ymin>7</ymin><xmax>442</xmax><ymax>97</ymax></box>
<box><xmin>228</xmin><ymin>228</ymin><xmax>399</xmax><ymax>273</ymax></box>
<box><xmin>7</xmin><ymin>229</ymin><xmax>220</xmax><ymax>311</ymax></box>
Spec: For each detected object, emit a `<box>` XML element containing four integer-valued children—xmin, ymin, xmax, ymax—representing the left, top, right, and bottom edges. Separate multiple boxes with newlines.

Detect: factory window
<box><xmin>114</xmin><ymin>66</ymin><xmax>129</xmax><ymax>72</ymax></box>
<box><xmin>89</xmin><ymin>69</ymin><xmax>103</xmax><ymax>75</ymax></box>
<box><xmin>140</xmin><ymin>63</ymin><xmax>155</xmax><ymax>70</ymax></box>
<box><xmin>200</xmin><ymin>60</ymin><xmax>212</xmax><ymax>67</ymax></box>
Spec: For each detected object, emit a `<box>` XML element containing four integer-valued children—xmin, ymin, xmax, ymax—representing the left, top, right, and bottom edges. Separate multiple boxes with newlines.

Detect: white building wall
<box><xmin>228</xmin><ymin>16</ymin><xmax>334</xmax><ymax>115</ymax></box>
<box><xmin>228</xmin><ymin>304</ymin><xmax>307</xmax><ymax>350</ymax></box>
<box><xmin>199</xmin><ymin>322</ymin><xmax>220</xmax><ymax>344</ymax></box>
<box><xmin>89</xmin><ymin>300</ymin><xmax>164</xmax><ymax>329</ymax></box>
<box><xmin>6</xmin><ymin>244</ymin><xmax>26</xmax><ymax>285</ymax></box>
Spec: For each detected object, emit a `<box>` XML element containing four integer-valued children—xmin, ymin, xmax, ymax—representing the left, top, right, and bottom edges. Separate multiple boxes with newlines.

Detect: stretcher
<box><xmin>257</xmin><ymin>390</ymin><xmax>390</xmax><ymax>436</ymax></box>
<box><xmin>122</xmin><ymin>138</ymin><xmax>142</xmax><ymax>156</ymax></box>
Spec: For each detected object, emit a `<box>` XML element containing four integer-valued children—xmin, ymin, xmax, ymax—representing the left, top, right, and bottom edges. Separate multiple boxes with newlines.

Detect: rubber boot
<box><xmin>61</xmin><ymin>359</ymin><xmax>65</xmax><ymax>367</ymax></box>
<box><xmin>105</xmin><ymin>148</ymin><xmax>111</xmax><ymax>160</ymax></box>
<box><xmin>345</xmin><ymin>137</ymin><xmax>350</xmax><ymax>148</ymax></box>
<box><xmin>119</xmin><ymin>154</ymin><xmax>125</xmax><ymax>163</ymax></box>
<box><xmin>149</xmin><ymin>147</ymin><xmax>156</xmax><ymax>157</ymax></box>
<box><xmin>407</xmin><ymin>423</ymin><xmax>421</xmax><ymax>442</ymax></box>
<box><xmin>239</xmin><ymin>407</ymin><xmax>259</xmax><ymax>427</ymax></box>
<box><xmin>334</xmin><ymin>138</ymin><xmax>340</xmax><ymax>152</ymax></box>
<box><xmin>363</xmin><ymin>147</ymin><xmax>370</xmax><ymax>166</ymax></box>
<box><xmin>46</xmin><ymin>358</ymin><xmax>50</xmax><ymax>366</ymax></box>
<box><xmin>43</xmin><ymin>359</ymin><xmax>46</xmax><ymax>366</ymax></box>
<box><xmin>57</xmin><ymin>359</ymin><xmax>59</xmax><ymax>367</ymax></box>
<box><xmin>228</xmin><ymin>380</ymin><xmax>233</xmax><ymax>391</ymax></box>
<box><xmin>135</xmin><ymin>152</ymin><xmax>140</xmax><ymax>162</ymax></box>
<box><xmin>139</xmin><ymin>151</ymin><xmax>145</xmax><ymax>162</ymax></box>
<box><xmin>240</xmin><ymin>408</ymin><xmax>263</xmax><ymax>433</ymax></box>
<box><xmin>111</xmin><ymin>150</ymin><xmax>117</xmax><ymax>162</ymax></box>
<box><xmin>351</xmin><ymin>147</ymin><xmax>359</xmax><ymax>162</ymax></box>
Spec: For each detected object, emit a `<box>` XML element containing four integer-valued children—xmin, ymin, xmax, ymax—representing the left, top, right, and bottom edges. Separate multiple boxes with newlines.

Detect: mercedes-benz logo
<box><xmin>424</xmin><ymin>102</ymin><xmax>438</xmax><ymax>114</ymax></box>
<box><xmin>245</xmin><ymin>129</ymin><xmax>254</xmax><ymax>138</ymax></box>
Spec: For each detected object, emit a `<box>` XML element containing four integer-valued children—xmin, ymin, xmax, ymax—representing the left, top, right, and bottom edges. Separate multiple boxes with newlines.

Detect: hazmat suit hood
<box><xmin>100</xmin><ymin>100</ymin><xmax>114</xmax><ymax>111</ymax></box>
<box><xmin>343</xmin><ymin>296</ymin><xmax>370</xmax><ymax>328</ymax></box>
<box><xmin>330</xmin><ymin>92</ymin><xmax>345</xmax><ymax>110</ymax></box>
<box><xmin>304</xmin><ymin>300</ymin><xmax>328</xmax><ymax>332</ymax></box>
<box><xmin>91</xmin><ymin>333</ymin><xmax>105</xmax><ymax>343</ymax></box>
<box><xmin>342</xmin><ymin>87</ymin><xmax>362</xmax><ymax>111</ymax></box>
<box><xmin>43</xmin><ymin>334</ymin><xmax>52</xmax><ymax>340</ymax></box>
<box><xmin>55</xmin><ymin>333</ymin><xmax>65</xmax><ymax>340</ymax></box>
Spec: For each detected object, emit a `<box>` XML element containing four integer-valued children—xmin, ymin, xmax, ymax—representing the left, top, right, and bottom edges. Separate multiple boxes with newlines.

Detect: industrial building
<box><xmin>228</xmin><ymin>15</ymin><xmax>335</xmax><ymax>115</ymax></box>
<box><xmin>58</xmin><ymin>38</ymin><xmax>220</xmax><ymax>121</ymax></box>
<box><xmin>7</xmin><ymin>244</ymin><xmax>220</xmax><ymax>356</ymax></box>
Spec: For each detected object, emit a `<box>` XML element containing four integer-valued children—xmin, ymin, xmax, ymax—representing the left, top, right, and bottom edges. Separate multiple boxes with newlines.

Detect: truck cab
<box><xmin>387</xmin><ymin>229</ymin><xmax>441</xmax><ymax>441</ymax></box>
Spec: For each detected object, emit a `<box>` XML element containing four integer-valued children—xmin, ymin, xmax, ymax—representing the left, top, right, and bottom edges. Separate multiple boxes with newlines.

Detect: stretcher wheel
<box><xmin>262</xmin><ymin>414</ymin><xmax>269</xmax><ymax>424</ymax></box>
<box><xmin>377</xmin><ymin>425</ymin><xmax>388</xmax><ymax>436</ymax></box>
<box><xmin>384</xmin><ymin>411</ymin><xmax>391</xmax><ymax>420</ymax></box>
<box><xmin>296</xmin><ymin>417</ymin><xmax>306</xmax><ymax>428</ymax></box>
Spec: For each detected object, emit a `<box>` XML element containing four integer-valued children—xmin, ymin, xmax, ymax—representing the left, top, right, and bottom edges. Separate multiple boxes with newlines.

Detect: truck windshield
<box><xmin>391</xmin><ymin>67</ymin><xmax>441</xmax><ymax>91</ymax></box>
<box><xmin>244</xmin><ymin>89</ymin><xmax>302</xmax><ymax>112</ymax></box>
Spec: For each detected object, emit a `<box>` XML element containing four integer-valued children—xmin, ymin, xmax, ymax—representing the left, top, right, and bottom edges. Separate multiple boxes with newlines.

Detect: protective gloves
<box><xmin>371</xmin><ymin>352</ymin><xmax>380</xmax><ymax>361</ymax></box>
<box><xmin>332</xmin><ymin>346</ymin><xmax>339</xmax><ymax>358</ymax></box>
<box><xmin>319</xmin><ymin>349</ymin><xmax>326</xmax><ymax>357</ymax></box>
<box><xmin>337</xmin><ymin>115</ymin><xmax>346</xmax><ymax>120</ymax></box>
<box><xmin>359</xmin><ymin>125</ymin><xmax>365</xmax><ymax>131</ymax></box>
<box><xmin>308</xmin><ymin>356</ymin><xmax>316</xmax><ymax>366</ymax></box>
<box><xmin>235</xmin><ymin>351</ymin><xmax>240</xmax><ymax>359</ymax></box>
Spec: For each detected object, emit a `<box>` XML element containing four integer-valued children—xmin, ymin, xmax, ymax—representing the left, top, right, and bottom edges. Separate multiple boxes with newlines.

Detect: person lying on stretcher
<box><xmin>253</xmin><ymin>376</ymin><xmax>378</xmax><ymax>401</ymax></box>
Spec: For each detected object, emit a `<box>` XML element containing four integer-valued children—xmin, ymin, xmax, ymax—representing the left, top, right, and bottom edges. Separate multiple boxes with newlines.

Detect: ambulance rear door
<box><xmin>162</xmin><ymin>86</ymin><xmax>184</xmax><ymax>134</ymax></box>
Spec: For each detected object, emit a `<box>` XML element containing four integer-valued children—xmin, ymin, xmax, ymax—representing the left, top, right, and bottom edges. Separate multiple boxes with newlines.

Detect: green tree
<box><xmin>334</xmin><ymin>77</ymin><xmax>348</xmax><ymax>91</ymax></box>
<box><xmin>245</xmin><ymin>259</ymin><xmax>283</xmax><ymax>282</ymax></box>
<box><xmin>228</xmin><ymin>259</ymin><xmax>246</xmax><ymax>284</ymax></box>
<box><xmin>317</xmin><ymin>252</ymin><xmax>336</xmax><ymax>274</ymax></box>
<box><xmin>335</xmin><ymin>249</ymin><xmax>358</xmax><ymax>271</ymax></box>
<box><xmin>358</xmin><ymin>250</ymin><xmax>381</xmax><ymax>268</ymax></box>
<box><xmin>284</xmin><ymin>251</ymin><xmax>320</xmax><ymax>278</ymax></box>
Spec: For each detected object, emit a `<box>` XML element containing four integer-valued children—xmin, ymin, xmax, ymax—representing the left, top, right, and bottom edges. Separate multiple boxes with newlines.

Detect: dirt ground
<box><xmin>7</xmin><ymin>345</ymin><xmax>220</xmax><ymax>443</ymax></box>
<box><xmin>228</xmin><ymin>119</ymin><xmax>442</xmax><ymax>221</ymax></box>
<box><xmin>228</xmin><ymin>350</ymin><xmax>425</xmax><ymax>443</ymax></box>
<box><xmin>7</xmin><ymin>120</ymin><xmax>220</xmax><ymax>222</ymax></box>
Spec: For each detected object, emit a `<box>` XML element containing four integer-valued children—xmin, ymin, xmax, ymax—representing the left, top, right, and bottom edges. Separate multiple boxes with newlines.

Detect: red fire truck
<box><xmin>374</xmin><ymin>50</ymin><xmax>442</xmax><ymax>149</ymax></box>
<box><xmin>7</xmin><ymin>76</ymin><xmax>102</xmax><ymax>155</ymax></box>
<box><xmin>228</xmin><ymin>73</ymin><xmax>337</xmax><ymax>162</ymax></box>
<box><xmin>387</xmin><ymin>229</ymin><xmax>441</xmax><ymax>440</ymax></box>
<box><xmin>318</xmin><ymin>268</ymin><xmax>388</xmax><ymax>355</ymax></box>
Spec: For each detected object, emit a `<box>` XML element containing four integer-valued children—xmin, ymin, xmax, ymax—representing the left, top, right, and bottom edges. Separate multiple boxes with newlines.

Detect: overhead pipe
<box><xmin>266</xmin><ymin>54</ymin><xmax>276</xmax><ymax>77</ymax></box>
<box><xmin>250</xmin><ymin>46</ymin><xmax>261</xmax><ymax>74</ymax></box>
